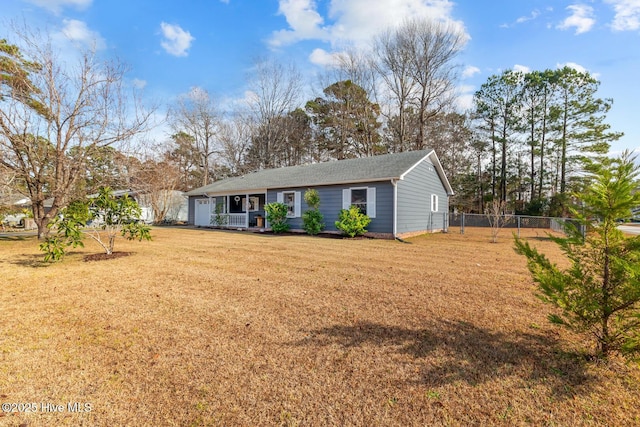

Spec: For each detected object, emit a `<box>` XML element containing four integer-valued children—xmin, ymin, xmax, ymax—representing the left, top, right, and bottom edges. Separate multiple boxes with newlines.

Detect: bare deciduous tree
<box><xmin>374</xmin><ymin>28</ymin><xmax>417</xmax><ymax>152</ymax></box>
<box><xmin>217</xmin><ymin>113</ymin><xmax>253</xmax><ymax>176</ymax></box>
<box><xmin>375</xmin><ymin>18</ymin><xmax>465</xmax><ymax>151</ymax></box>
<box><xmin>485</xmin><ymin>199</ymin><xmax>510</xmax><ymax>243</ymax></box>
<box><xmin>133</xmin><ymin>153</ymin><xmax>182</xmax><ymax>223</ymax></box>
<box><xmin>245</xmin><ymin>57</ymin><xmax>302</xmax><ymax>169</ymax></box>
<box><xmin>0</xmin><ymin>30</ymin><xmax>152</xmax><ymax>238</ymax></box>
<box><xmin>168</xmin><ymin>87</ymin><xmax>220</xmax><ymax>186</ymax></box>
<box><xmin>405</xmin><ymin>18</ymin><xmax>465</xmax><ymax>150</ymax></box>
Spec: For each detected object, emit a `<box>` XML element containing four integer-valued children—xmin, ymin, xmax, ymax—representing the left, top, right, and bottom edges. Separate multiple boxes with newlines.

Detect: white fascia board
<box><xmin>200</xmin><ymin>189</ymin><xmax>268</xmax><ymax>197</ymax></box>
<box><xmin>398</xmin><ymin>150</ymin><xmax>454</xmax><ymax>196</ymax></box>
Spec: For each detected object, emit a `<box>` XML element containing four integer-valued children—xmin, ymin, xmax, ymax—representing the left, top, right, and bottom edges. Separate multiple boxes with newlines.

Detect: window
<box><xmin>431</xmin><ymin>194</ymin><xmax>439</xmax><ymax>212</ymax></box>
<box><xmin>248</xmin><ymin>196</ymin><xmax>260</xmax><ymax>212</ymax></box>
<box><xmin>351</xmin><ymin>188</ymin><xmax>368</xmax><ymax>215</ymax></box>
<box><xmin>277</xmin><ymin>191</ymin><xmax>301</xmax><ymax>218</ymax></box>
<box><xmin>342</xmin><ymin>187</ymin><xmax>376</xmax><ymax>218</ymax></box>
<box><xmin>283</xmin><ymin>192</ymin><xmax>295</xmax><ymax>217</ymax></box>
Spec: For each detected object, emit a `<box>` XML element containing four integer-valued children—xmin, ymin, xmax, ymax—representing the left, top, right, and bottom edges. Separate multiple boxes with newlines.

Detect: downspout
<box><xmin>391</xmin><ymin>179</ymin><xmax>398</xmax><ymax>239</ymax></box>
<box><xmin>392</xmin><ymin>179</ymin><xmax>410</xmax><ymax>243</ymax></box>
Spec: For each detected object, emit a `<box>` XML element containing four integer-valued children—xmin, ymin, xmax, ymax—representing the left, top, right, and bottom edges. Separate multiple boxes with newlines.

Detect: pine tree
<box><xmin>515</xmin><ymin>152</ymin><xmax>640</xmax><ymax>358</ymax></box>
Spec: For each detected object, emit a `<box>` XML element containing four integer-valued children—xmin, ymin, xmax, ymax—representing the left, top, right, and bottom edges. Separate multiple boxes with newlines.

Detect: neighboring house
<box><xmin>137</xmin><ymin>190</ymin><xmax>189</xmax><ymax>224</ymax></box>
<box><xmin>93</xmin><ymin>189</ymin><xmax>188</xmax><ymax>224</ymax></box>
<box><xmin>4</xmin><ymin>197</ymin><xmax>54</xmax><ymax>229</ymax></box>
<box><xmin>185</xmin><ymin>149</ymin><xmax>454</xmax><ymax>239</ymax></box>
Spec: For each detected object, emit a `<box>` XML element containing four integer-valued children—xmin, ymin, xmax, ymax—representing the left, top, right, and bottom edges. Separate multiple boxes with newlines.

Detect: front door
<box><xmin>194</xmin><ymin>198</ymin><xmax>211</xmax><ymax>226</ymax></box>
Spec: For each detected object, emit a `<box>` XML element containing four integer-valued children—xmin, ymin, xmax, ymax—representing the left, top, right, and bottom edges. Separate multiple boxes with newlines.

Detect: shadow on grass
<box><xmin>295</xmin><ymin>319</ymin><xmax>591</xmax><ymax>399</ymax></box>
<box><xmin>6</xmin><ymin>253</ymin><xmax>51</xmax><ymax>268</ymax></box>
<box><xmin>0</xmin><ymin>234</ymin><xmax>37</xmax><ymax>242</ymax></box>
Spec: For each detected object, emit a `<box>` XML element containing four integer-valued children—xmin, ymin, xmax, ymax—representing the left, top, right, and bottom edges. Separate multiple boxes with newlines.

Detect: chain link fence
<box><xmin>449</xmin><ymin>213</ymin><xmax>584</xmax><ymax>237</ymax></box>
<box><xmin>427</xmin><ymin>212</ymin><xmax>449</xmax><ymax>233</ymax></box>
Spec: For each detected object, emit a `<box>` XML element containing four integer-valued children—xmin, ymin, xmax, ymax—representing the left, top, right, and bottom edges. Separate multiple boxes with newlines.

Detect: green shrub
<box><xmin>212</xmin><ymin>203</ymin><xmax>228</xmax><ymax>226</ymax></box>
<box><xmin>303</xmin><ymin>209</ymin><xmax>324</xmax><ymax>235</ymax></box>
<box><xmin>264</xmin><ymin>202</ymin><xmax>290</xmax><ymax>233</ymax></box>
<box><xmin>304</xmin><ymin>189</ymin><xmax>321</xmax><ymax>209</ymax></box>
<box><xmin>335</xmin><ymin>206</ymin><xmax>371</xmax><ymax>237</ymax></box>
<box><xmin>302</xmin><ymin>189</ymin><xmax>324</xmax><ymax>235</ymax></box>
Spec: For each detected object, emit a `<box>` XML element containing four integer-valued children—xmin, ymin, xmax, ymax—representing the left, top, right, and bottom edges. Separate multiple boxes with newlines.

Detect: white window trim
<box><xmin>342</xmin><ymin>187</ymin><xmax>376</xmax><ymax>219</ymax></box>
<box><xmin>277</xmin><ymin>191</ymin><xmax>301</xmax><ymax>218</ymax></box>
<box><xmin>431</xmin><ymin>194</ymin><xmax>439</xmax><ymax>212</ymax></box>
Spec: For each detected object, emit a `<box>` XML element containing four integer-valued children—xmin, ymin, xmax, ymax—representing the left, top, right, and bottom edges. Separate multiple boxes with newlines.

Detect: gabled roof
<box><xmin>186</xmin><ymin>149</ymin><xmax>453</xmax><ymax>196</ymax></box>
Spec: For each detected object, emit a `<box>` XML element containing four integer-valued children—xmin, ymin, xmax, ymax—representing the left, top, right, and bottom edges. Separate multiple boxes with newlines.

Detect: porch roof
<box><xmin>187</xmin><ymin>149</ymin><xmax>452</xmax><ymax>196</ymax></box>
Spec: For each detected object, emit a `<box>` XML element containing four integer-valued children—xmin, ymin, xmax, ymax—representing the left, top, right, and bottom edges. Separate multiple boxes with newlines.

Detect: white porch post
<box><xmin>264</xmin><ymin>192</ymin><xmax>268</xmax><ymax>229</ymax></box>
<box><xmin>245</xmin><ymin>193</ymin><xmax>249</xmax><ymax>228</ymax></box>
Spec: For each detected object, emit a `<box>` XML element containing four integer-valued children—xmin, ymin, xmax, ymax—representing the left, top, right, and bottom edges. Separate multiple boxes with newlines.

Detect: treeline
<box><xmin>0</xmin><ymin>19</ymin><xmax>623</xmax><ymax>237</ymax></box>
<box><xmin>163</xmin><ymin>62</ymin><xmax>620</xmax><ymax>219</ymax></box>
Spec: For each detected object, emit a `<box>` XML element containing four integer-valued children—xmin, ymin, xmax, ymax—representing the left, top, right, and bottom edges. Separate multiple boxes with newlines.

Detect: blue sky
<box><xmin>1</xmin><ymin>0</ymin><xmax>639</xmax><ymax>154</ymax></box>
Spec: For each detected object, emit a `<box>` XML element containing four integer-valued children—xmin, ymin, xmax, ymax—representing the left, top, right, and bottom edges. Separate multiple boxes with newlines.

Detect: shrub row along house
<box><xmin>186</xmin><ymin>149</ymin><xmax>453</xmax><ymax>239</ymax></box>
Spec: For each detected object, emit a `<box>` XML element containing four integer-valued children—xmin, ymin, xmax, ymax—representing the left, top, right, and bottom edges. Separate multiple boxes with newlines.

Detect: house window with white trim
<box><xmin>283</xmin><ymin>191</ymin><xmax>296</xmax><ymax>217</ymax></box>
<box><xmin>351</xmin><ymin>188</ymin><xmax>368</xmax><ymax>215</ymax></box>
<box><xmin>431</xmin><ymin>194</ymin><xmax>439</xmax><ymax>212</ymax></box>
<box><xmin>277</xmin><ymin>191</ymin><xmax>301</xmax><ymax>217</ymax></box>
<box><xmin>342</xmin><ymin>187</ymin><xmax>376</xmax><ymax>218</ymax></box>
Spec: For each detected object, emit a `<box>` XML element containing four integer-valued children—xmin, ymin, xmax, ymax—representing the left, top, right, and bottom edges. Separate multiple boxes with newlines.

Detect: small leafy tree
<box><xmin>212</xmin><ymin>203</ymin><xmax>228</xmax><ymax>227</ymax></box>
<box><xmin>264</xmin><ymin>202</ymin><xmax>290</xmax><ymax>233</ymax></box>
<box><xmin>335</xmin><ymin>205</ymin><xmax>371</xmax><ymax>237</ymax></box>
<box><xmin>40</xmin><ymin>187</ymin><xmax>151</xmax><ymax>261</ymax></box>
<box><xmin>86</xmin><ymin>188</ymin><xmax>152</xmax><ymax>255</ymax></box>
<box><xmin>514</xmin><ymin>152</ymin><xmax>640</xmax><ymax>358</ymax></box>
<box><xmin>302</xmin><ymin>189</ymin><xmax>324</xmax><ymax>235</ymax></box>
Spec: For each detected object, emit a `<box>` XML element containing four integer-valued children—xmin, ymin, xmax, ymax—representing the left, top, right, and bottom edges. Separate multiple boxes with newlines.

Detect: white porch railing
<box><xmin>210</xmin><ymin>213</ymin><xmax>247</xmax><ymax>228</ymax></box>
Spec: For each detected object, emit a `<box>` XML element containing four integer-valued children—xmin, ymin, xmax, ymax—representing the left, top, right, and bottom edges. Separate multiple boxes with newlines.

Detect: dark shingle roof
<box><xmin>186</xmin><ymin>150</ymin><xmax>442</xmax><ymax>196</ymax></box>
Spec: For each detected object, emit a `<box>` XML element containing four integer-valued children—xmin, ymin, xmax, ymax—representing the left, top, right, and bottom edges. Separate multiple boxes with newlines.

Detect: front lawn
<box><xmin>0</xmin><ymin>227</ymin><xmax>638</xmax><ymax>426</ymax></box>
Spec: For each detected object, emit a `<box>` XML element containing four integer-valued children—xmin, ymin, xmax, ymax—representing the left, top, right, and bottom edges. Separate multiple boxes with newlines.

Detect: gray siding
<box><xmin>267</xmin><ymin>182</ymin><xmax>394</xmax><ymax>234</ymax></box>
<box><xmin>396</xmin><ymin>159</ymin><xmax>449</xmax><ymax>233</ymax></box>
<box><xmin>188</xmin><ymin>196</ymin><xmax>197</xmax><ymax>225</ymax></box>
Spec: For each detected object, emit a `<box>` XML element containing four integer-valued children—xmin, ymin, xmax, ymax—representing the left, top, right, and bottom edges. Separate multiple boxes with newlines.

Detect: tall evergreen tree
<box><xmin>473</xmin><ymin>70</ymin><xmax>522</xmax><ymax>204</ymax></box>
<box><xmin>552</xmin><ymin>66</ymin><xmax>622</xmax><ymax>195</ymax></box>
<box><xmin>306</xmin><ymin>80</ymin><xmax>382</xmax><ymax>159</ymax></box>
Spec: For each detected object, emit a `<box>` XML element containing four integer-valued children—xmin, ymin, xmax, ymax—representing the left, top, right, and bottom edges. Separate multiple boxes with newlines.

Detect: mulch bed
<box><xmin>83</xmin><ymin>251</ymin><xmax>132</xmax><ymax>262</ymax></box>
<box><xmin>254</xmin><ymin>230</ymin><xmax>372</xmax><ymax>239</ymax></box>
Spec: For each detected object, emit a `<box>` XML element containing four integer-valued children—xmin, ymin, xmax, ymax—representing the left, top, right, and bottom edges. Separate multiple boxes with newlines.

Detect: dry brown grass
<box><xmin>0</xmin><ymin>227</ymin><xmax>639</xmax><ymax>426</ymax></box>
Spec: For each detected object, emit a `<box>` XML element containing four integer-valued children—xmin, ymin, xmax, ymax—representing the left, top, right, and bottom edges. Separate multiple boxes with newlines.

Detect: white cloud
<box><xmin>309</xmin><ymin>48</ymin><xmax>342</xmax><ymax>67</ymax></box>
<box><xmin>556</xmin><ymin>62</ymin><xmax>599</xmax><ymax>79</ymax></box>
<box><xmin>58</xmin><ymin>19</ymin><xmax>106</xmax><ymax>50</ymax></box>
<box><xmin>25</xmin><ymin>0</ymin><xmax>91</xmax><ymax>14</ymax></box>
<box><xmin>270</xmin><ymin>0</ymin><xmax>330</xmax><ymax>47</ymax></box>
<box><xmin>269</xmin><ymin>0</ymin><xmax>467</xmax><ymax>49</ymax></box>
<box><xmin>462</xmin><ymin>65</ymin><xmax>480</xmax><ymax>79</ymax></box>
<box><xmin>557</xmin><ymin>4</ymin><xmax>596</xmax><ymax>34</ymax></box>
<box><xmin>456</xmin><ymin>93</ymin><xmax>474</xmax><ymax>111</ymax></box>
<box><xmin>605</xmin><ymin>0</ymin><xmax>640</xmax><ymax>31</ymax></box>
<box><xmin>557</xmin><ymin>62</ymin><xmax>588</xmax><ymax>73</ymax></box>
<box><xmin>456</xmin><ymin>84</ymin><xmax>475</xmax><ymax>111</ymax></box>
<box><xmin>513</xmin><ymin>64</ymin><xmax>530</xmax><ymax>73</ymax></box>
<box><xmin>160</xmin><ymin>22</ymin><xmax>195</xmax><ymax>57</ymax></box>
<box><xmin>516</xmin><ymin>9</ymin><xmax>541</xmax><ymax>24</ymax></box>
<box><xmin>132</xmin><ymin>78</ymin><xmax>147</xmax><ymax>89</ymax></box>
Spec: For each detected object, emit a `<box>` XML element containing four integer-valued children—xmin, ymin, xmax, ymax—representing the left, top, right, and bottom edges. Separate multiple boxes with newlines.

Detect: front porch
<box><xmin>198</xmin><ymin>193</ymin><xmax>267</xmax><ymax>229</ymax></box>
